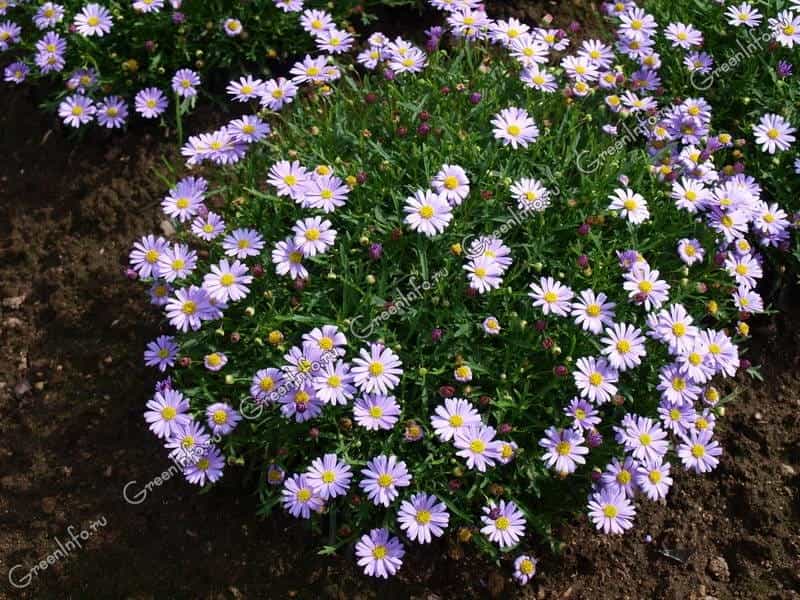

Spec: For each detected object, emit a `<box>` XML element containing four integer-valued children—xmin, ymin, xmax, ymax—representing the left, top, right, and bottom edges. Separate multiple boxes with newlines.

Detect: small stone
<box><xmin>780</xmin><ymin>464</ymin><xmax>796</xmax><ymax>476</ymax></box>
<box><xmin>1</xmin><ymin>295</ymin><xmax>25</xmax><ymax>310</ymax></box>
<box><xmin>707</xmin><ymin>556</ymin><xmax>730</xmax><ymax>582</ymax></box>
<box><xmin>34</xmin><ymin>381</ymin><xmax>45</xmax><ymax>391</ymax></box>
<box><xmin>754</xmin><ymin>412</ymin><xmax>762</xmax><ymax>420</ymax></box>
<box><xmin>14</xmin><ymin>379</ymin><xmax>31</xmax><ymax>397</ymax></box>
<box><xmin>160</xmin><ymin>220</ymin><xmax>176</xmax><ymax>237</ymax></box>
<box><xmin>41</xmin><ymin>496</ymin><xmax>58</xmax><ymax>514</ymax></box>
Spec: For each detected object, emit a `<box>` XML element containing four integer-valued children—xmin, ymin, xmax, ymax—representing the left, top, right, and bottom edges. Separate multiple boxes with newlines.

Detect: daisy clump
<box><xmin>130</xmin><ymin>0</ymin><xmax>794</xmax><ymax>586</ymax></box>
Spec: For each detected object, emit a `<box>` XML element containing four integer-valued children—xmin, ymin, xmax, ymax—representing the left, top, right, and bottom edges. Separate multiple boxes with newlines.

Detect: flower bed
<box><xmin>0</xmin><ymin>0</ymin><xmax>408</xmax><ymax>129</ymax></box>
<box><xmin>127</xmin><ymin>0</ymin><xmax>794</xmax><ymax>585</ymax></box>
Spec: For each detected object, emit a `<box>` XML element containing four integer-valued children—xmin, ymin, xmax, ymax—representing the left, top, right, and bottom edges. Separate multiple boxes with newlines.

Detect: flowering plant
<box><xmin>128</xmin><ymin>0</ymin><xmax>793</xmax><ymax>585</ymax></box>
<box><xmin>0</xmin><ymin>0</ymin><xmax>411</xmax><ymax>129</ymax></box>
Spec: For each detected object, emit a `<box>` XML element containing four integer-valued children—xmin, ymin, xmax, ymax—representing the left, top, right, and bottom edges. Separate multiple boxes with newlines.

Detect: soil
<box><xmin>1</xmin><ymin>1</ymin><xmax>799</xmax><ymax>598</ymax></box>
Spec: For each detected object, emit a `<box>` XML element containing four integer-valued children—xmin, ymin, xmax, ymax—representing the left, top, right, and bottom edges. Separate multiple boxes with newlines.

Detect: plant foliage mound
<box><xmin>126</xmin><ymin>0</ymin><xmax>794</xmax><ymax>584</ymax></box>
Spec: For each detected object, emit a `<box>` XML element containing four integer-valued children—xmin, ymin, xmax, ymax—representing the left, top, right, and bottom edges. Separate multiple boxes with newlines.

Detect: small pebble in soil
<box><xmin>707</xmin><ymin>556</ymin><xmax>730</xmax><ymax>581</ymax></box>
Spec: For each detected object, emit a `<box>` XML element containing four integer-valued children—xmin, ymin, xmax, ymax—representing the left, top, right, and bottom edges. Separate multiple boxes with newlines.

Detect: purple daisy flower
<box><xmin>162</xmin><ymin>175</ymin><xmax>207</xmax><ymax>222</ymax></box>
<box><xmin>359</xmin><ymin>455</ymin><xmax>411</xmax><ymax>507</ymax></box>
<box><xmin>250</xmin><ymin>368</ymin><xmax>284</xmax><ymax>404</ymax></box>
<box><xmin>96</xmin><ymin>95</ymin><xmax>128</xmax><ymax>128</ymax></box>
<box><xmin>430</xmin><ymin>397</ymin><xmax>482</xmax><ymax>442</ymax></box>
<box><xmin>454</xmin><ymin>425</ymin><xmax>502</xmax><ymax>472</ymax></box>
<box><xmin>355</xmin><ymin>528</ymin><xmax>405</xmax><ymax>579</ymax></box>
<box><xmin>539</xmin><ymin>426</ymin><xmax>589</xmax><ymax>475</ymax></box>
<box><xmin>171</xmin><ymin>68</ymin><xmax>200</xmax><ymax>97</ymax></box>
<box><xmin>513</xmin><ymin>554</ymin><xmax>538</xmax><ymax>585</ymax></box>
<box><xmin>191</xmin><ymin>211</ymin><xmax>225</xmax><ymax>241</ymax></box>
<box><xmin>183</xmin><ymin>445</ymin><xmax>225</xmax><ymax>485</ymax></box>
<box><xmin>34</xmin><ymin>3</ymin><xmax>65</xmax><ymax>29</ymax></box>
<box><xmin>564</xmin><ymin>397</ymin><xmax>601</xmax><ymax>430</ymax></box>
<box><xmin>4</xmin><ymin>61</ymin><xmax>29</xmax><ymax>83</ymax></box>
<box><xmin>203</xmin><ymin>352</ymin><xmax>228</xmax><ymax>372</ymax></box>
<box><xmin>480</xmin><ymin>500</ymin><xmax>526</xmax><ymax>548</ymax></box>
<box><xmin>74</xmin><ymin>3</ymin><xmax>113</xmax><ymax>37</ymax></box>
<box><xmin>266</xmin><ymin>463</ymin><xmax>286</xmax><ymax>486</ymax></box>
<box><xmin>587</xmin><ymin>488</ymin><xmax>636</xmax><ymax>534</ymax></box>
<box><xmin>203</xmin><ymin>259</ymin><xmax>252</xmax><ymax>303</ymax></box>
<box><xmin>573</xmin><ymin>356</ymin><xmax>619</xmax><ymax>404</ymax></box>
<box><xmin>353</xmin><ymin>394</ymin><xmax>401</xmax><ymax>431</ymax></box>
<box><xmin>528</xmin><ymin>276</ymin><xmax>574</xmax><ymax>317</ymax></box>
<box><xmin>157</xmin><ymin>243</ymin><xmax>197</xmax><ymax>282</ymax></box>
<box><xmin>205</xmin><ymin>402</ymin><xmax>240</xmax><ymax>435</ymax></box>
<box><xmin>223</xmin><ymin>228</ymin><xmax>265</xmax><ymax>259</ymax></box>
<box><xmin>130</xmin><ymin>234</ymin><xmax>168</xmax><ymax>278</ymax></box>
<box><xmin>165</xmin><ymin>419</ymin><xmax>212</xmax><ymax>465</ymax></box>
<box><xmin>615</xmin><ymin>414</ymin><xmax>669</xmax><ymax>463</ymax></box>
<box><xmin>397</xmin><ymin>492</ymin><xmax>449</xmax><ymax>544</ymax></box>
<box><xmin>58</xmin><ymin>94</ymin><xmax>95</xmax><ymax>127</ymax></box>
<box><xmin>599</xmin><ymin>456</ymin><xmax>638</xmax><ymax>498</ymax></box>
<box><xmin>281</xmin><ymin>473</ymin><xmax>324</xmax><ymax>518</ymax></box>
<box><xmin>634</xmin><ymin>459</ymin><xmax>673</xmax><ymax>501</ymax></box>
<box><xmin>144</xmin><ymin>335</ymin><xmax>179</xmax><ymax>371</ymax></box>
<box><xmin>165</xmin><ymin>285</ymin><xmax>213</xmax><ymax>332</ymax></box>
<box><xmin>279</xmin><ymin>383</ymin><xmax>323</xmax><ymax>422</ymax></box>
<box><xmin>600</xmin><ymin>322</ymin><xmax>647</xmax><ymax>372</ymax></box>
<box><xmin>305</xmin><ymin>453</ymin><xmax>352</xmax><ymax>500</ymax></box>
<box><xmin>135</xmin><ymin>87</ymin><xmax>168</xmax><ymax>119</ymax></box>
<box><xmin>143</xmin><ymin>388</ymin><xmax>190</xmax><ymax>439</ymax></box>
<box><xmin>678</xmin><ymin>430</ymin><xmax>722</xmax><ymax>474</ymax></box>
<box><xmin>351</xmin><ymin>343</ymin><xmax>403</xmax><ymax>395</ymax></box>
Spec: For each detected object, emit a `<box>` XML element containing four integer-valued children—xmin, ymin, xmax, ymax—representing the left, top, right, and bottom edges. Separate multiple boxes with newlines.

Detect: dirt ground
<box><xmin>1</xmin><ymin>2</ymin><xmax>799</xmax><ymax>598</ymax></box>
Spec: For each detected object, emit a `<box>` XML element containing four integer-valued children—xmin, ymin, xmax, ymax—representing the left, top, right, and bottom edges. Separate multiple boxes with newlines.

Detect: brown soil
<box><xmin>1</xmin><ymin>2</ymin><xmax>799</xmax><ymax>598</ymax></box>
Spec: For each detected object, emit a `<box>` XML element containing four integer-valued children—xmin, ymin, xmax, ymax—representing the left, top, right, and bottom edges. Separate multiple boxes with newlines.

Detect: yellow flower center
<box><xmin>416</xmin><ymin>510</ymin><xmax>432</xmax><ymax>525</ymax></box>
<box><xmin>735</xmin><ymin>264</ymin><xmax>748</xmax><ymax>276</ymax></box>
<box><xmin>543</xmin><ymin>291</ymin><xmax>558</xmax><ymax>303</ymax></box>
<box><xmin>639</xmin><ymin>433</ymin><xmax>652</xmax><ymax>446</ymax></box>
<box><xmin>206</xmin><ymin>353</ymin><xmax>222</xmax><ymax>367</ymax></box>
<box><xmin>696</xmin><ymin>417</ymin><xmax>709</xmax><ymax>430</ymax></box>
<box><xmin>444</xmin><ymin>176</ymin><xmax>459</xmax><ymax>190</ymax></box>
<box><xmin>322</xmin><ymin>470</ymin><xmax>335</xmax><ymax>484</ymax></box>
<box><xmin>616</xmin><ymin>339</ymin><xmax>632</xmax><ymax>354</ymax></box>
<box><xmin>160</xmin><ymin>406</ymin><xmax>177</xmax><ymax>420</ymax></box>
<box><xmin>555</xmin><ymin>441</ymin><xmax>572</xmax><ymax>456</ymax></box>
<box><xmin>369</xmin><ymin>405</ymin><xmax>384</xmax><ymax>418</ymax></box>
<box><xmin>307</xmin><ymin>66</ymin><xmax>320</xmax><ymax>76</ymax></box>
<box><xmin>575</xmin><ymin>408</ymin><xmax>587</xmax><ymax>420</ymax></box>
<box><xmin>691</xmin><ymin>444</ymin><xmax>705</xmax><ymax>458</ymax></box>
<box><xmin>305</xmin><ymin>228</ymin><xmax>320</xmax><ymax>241</ymax></box>
<box><xmin>220</xmin><ymin>273</ymin><xmax>235</xmax><ymax>287</ymax></box>
<box><xmin>87</xmin><ymin>15</ymin><xmax>100</xmax><ymax>26</ymax></box>
<box><xmin>296</xmin><ymin>488</ymin><xmax>312</xmax><ymax>502</ymax></box>
<box><xmin>327</xmin><ymin>375</ymin><xmax>341</xmax><ymax>388</ymax></box>
<box><xmin>171</xmin><ymin>258</ymin><xmax>185</xmax><ymax>271</ymax></box>
<box><xmin>586</xmin><ymin>304</ymin><xmax>601</xmax><ymax>317</ymax></box>
<box><xmin>259</xmin><ymin>377</ymin><xmax>275</xmax><ymax>391</ymax></box>
<box><xmin>589</xmin><ymin>372</ymin><xmax>603</xmax><ymax>386</ymax></box>
<box><xmin>419</xmin><ymin>205</ymin><xmax>434</xmax><ymax>219</ymax></box>
<box><xmin>212</xmin><ymin>409</ymin><xmax>228</xmax><ymax>424</ymax></box>
<box><xmin>638</xmin><ymin>280</ymin><xmax>653</xmax><ymax>294</ymax></box>
<box><xmin>182</xmin><ymin>301</ymin><xmax>197</xmax><ymax>315</ymax></box>
<box><xmin>289</xmin><ymin>251</ymin><xmax>303</xmax><ymax>264</ymax></box>
<box><xmin>298</xmin><ymin>359</ymin><xmax>313</xmax><ymax>373</ymax></box>
<box><xmin>71</xmin><ymin>106</ymin><xmax>84</xmax><ymax>116</ymax></box>
<box><xmin>669</xmin><ymin>408</ymin><xmax>681</xmax><ymax>420</ymax></box>
<box><xmin>469</xmin><ymin>439</ymin><xmax>486</xmax><ymax>454</ymax></box>
<box><xmin>672</xmin><ymin>377</ymin><xmax>686</xmax><ymax>391</ymax></box>
<box><xmin>372</xmin><ymin>545</ymin><xmax>387</xmax><ymax>559</ymax></box>
<box><xmin>377</xmin><ymin>474</ymin><xmax>393</xmax><ymax>487</ymax></box>
<box><xmin>369</xmin><ymin>362</ymin><xmax>384</xmax><ymax>376</ymax></box>
<box><xmin>507</xmin><ymin>124</ymin><xmax>521</xmax><ymax>136</ymax></box>
<box><xmin>474</xmin><ymin>267</ymin><xmax>487</xmax><ymax>278</ymax></box>
<box><xmin>767</xmin><ymin>128</ymin><xmax>780</xmax><ymax>140</ymax></box>
<box><xmin>495</xmin><ymin>516</ymin><xmax>510</xmax><ymax>531</ymax></box>
<box><xmin>648</xmin><ymin>470</ymin><xmax>662</xmax><ymax>484</ymax></box>
<box><xmin>295</xmin><ymin>390</ymin><xmax>310</xmax><ymax>404</ymax></box>
<box><xmin>520</xmin><ymin>559</ymin><xmax>535</xmax><ymax>575</ymax></box>
<box><xmin>617</xmin><ymin>470</ymin><xmax>631</xmax><ymax>484</ymax></box>
<box><xmin>603</xmin><ymin>504</ymin><xmax>618</xmax><ymax>518</ymax></box>
<box><xmin>688</xmin><ymin>352</ymin><xmax>702</xmax><ymax>366</ymax></box>
<box><xmin>623</xmin><ymin>199</ymin><xmax>638</xmax><ymax>211</ymax></box>
<box><xmin>449</xmin><ymin>414</ymin><xmax>464</xmax><ymax>427</ymax></box>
